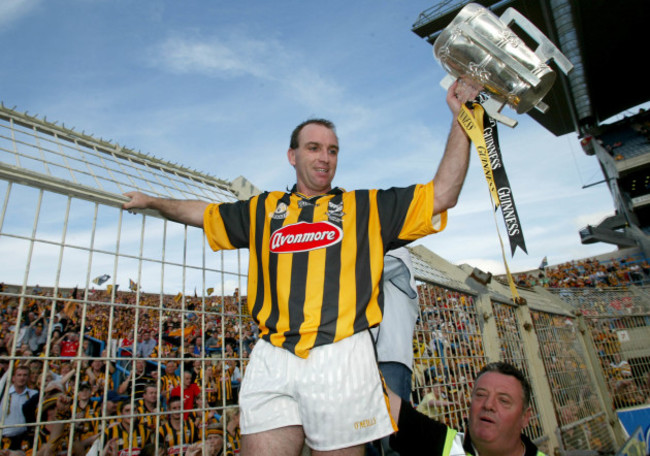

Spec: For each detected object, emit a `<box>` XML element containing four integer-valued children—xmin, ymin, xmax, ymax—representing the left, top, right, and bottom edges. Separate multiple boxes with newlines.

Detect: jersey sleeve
<box><xmin>390</xmin><ymin>400</ymin><xmax>457</xmax><ymax>456</ymax></box>
<box><xmin>203</xmin><ymin>199</ymin><xmax>252</xmax><ymax>251</ymax></box>
<box><xmin>377</xmin><ymin>181</ymin><xmax>447</xmax><ymax>249</ymax></box>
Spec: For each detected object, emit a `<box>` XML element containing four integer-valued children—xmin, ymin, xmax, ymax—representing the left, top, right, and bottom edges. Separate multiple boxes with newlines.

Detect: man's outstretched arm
<box><xmin>123</xmin><ymin>191</ymin><xmax>208</xmax><ymax>228</ymax></box>
<box><xmin>432</xmin><ymin>77</ymin><xmax>482</xmax><ymax>216</ymax></box>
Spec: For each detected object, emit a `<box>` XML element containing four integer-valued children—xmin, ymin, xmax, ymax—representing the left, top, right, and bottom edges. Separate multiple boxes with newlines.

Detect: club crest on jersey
<box><xmin>327</xmin><ymin>201</ymin><xmax>345</xmax><ymax>223</ymax></box>
<box><xmin>270</xmin><ymin>221</ymin><xmax>343</xmax><ymax>253</ymax></box>
<box><xmin>270</xmin><ymin>202</ymin><xmax>289</xmax><ymax>219</ymax></box>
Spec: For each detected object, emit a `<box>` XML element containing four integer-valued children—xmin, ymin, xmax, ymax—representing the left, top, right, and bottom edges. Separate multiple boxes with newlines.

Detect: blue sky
<box><xmin>0</xmin><ymin>0</ymin><xmax>635</xmax><ymax>276</ymax></box>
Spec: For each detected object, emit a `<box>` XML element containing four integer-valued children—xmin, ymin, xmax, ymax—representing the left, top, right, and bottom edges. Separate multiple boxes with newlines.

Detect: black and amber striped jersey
<box><xmin>161</xmin><ymin>373</ymin><xmax>180</xmax><ymax>395</ymax></box>
<box><xmin>73</xmin><ymin>399</ymin><xmax>101</xmax><ymax>440</ymax></box>
<box><xmin>102</xmin><ymin>422</ymin><xmax>151</xmax><ymax>455</ymax></box>
<box><xmin>2</xmin><ymin>435</ymin><xmax>31</xmax><ymax>452</ymax></box>
<box><xmin>34</xmin><ymin>424</ymin><xmax>70</xmax><ymax>455</ymax></box>
<box><xmin>201</xmin><ymin>365</ymin><xmax>232</xmax><ymax>405</ymax></box>
<box><xmin>215</xmin><ymin>374</ymin><xmax>233</xmax><ymax>404</ymax></box>
<box><xmin>136</xmin><ymin>398</ymin><xmax>159</xmax><ymax>429</ymax></box>
<box><xmin>226</xmin><ymin>428</ymin><xmax>241</xmax><ymax>455</ymax></box>
<box><xmin>204</xmin><ymin>182</ymin><xmax>444</xmax><ymax>358</ymax></box>
<box><xmin>157</xmin><ymin>420</ymin><xmax>200</xmax><ymax>454</ymax></box>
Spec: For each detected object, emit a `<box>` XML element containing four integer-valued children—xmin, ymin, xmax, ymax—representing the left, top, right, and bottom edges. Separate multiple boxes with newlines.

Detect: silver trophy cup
<box><xmin>434</xmin><ymin>3</ymin><xmax>572</xmax><ymax>120</ymax></box>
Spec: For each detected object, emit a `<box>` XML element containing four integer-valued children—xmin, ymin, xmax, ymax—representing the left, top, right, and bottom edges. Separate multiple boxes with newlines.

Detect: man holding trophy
<box><xmin>123</xmin><ymin>76</ymin><xmax>481</xmax><ymax>456</ymax></box>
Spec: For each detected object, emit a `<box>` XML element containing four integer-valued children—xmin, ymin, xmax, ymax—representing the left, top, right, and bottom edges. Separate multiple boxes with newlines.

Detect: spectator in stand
<box><xmin>20</xmin><ymin>318</ymin><xmax>48</xmax><ymax>355</ymax></box>
<box><xmin>189</xmin><ymin>336</ymin><xmax>204</xmax><ymax>358</ymax></box>
<box><xmin>118</xmin><ymin>359</ymin><xmax>155</xmax><ymax>399</ymax></box>
<box><xmin>204</xmin><ymin>426</ymin><xmax>226</xmax><ymax>456</ymax></box>
<box><xmin>101</xmin><ymin>401</ymin><xmax>152</xmax><ymax>454</ymax></box>
<box><xmin>534</xmin><ymin>256</ymin><xmax>650</xmax><ymax>289</ymax></box>
<box><xmin>193</xmin><ymin>394</ymin><xmax>220</xmax><ymax>432</ymax></box>
<box><xmin>136</xmin><ymin>384</ymin><xmax>160</xmax><ymax>431</ymax></box>
<box><xmin>0</xmin><ymin>352</ymin><xmax>9</xmax><ymax>378</ymax></box>
<box><xmin>118</xmin><ymin>329</ymin><xmax>135</xmax><ymax>356</ymax></box>
<box><xmin>205</xmin><ymin>331</ymin><xmax>220</xmax><ymax>352</ymax></box>
<box><xmin>73</xmin><ymin>382</ymin><xmax>101</xmax><ymax>438</ymax></box>
<box><xmin>224</xmin><ymin>407</ymin><xmax>242</xmax><ymax>456</ymax></box>
<box><xmin>81</xmin><ymin>338</ymin><xmax>94</xmax><ymax>357</ymax></box>
<box><xmin>0</xmin><ymin>366</ymin><xmax>37</xmax><ymax>450</ymax></box>
<box><xmin>160</xmin><ymin>361</ymin><xmax>181</xmax><ymax>400</ymax></box>
<box><xmin>223</xmin><ymin>331</ymin><xmax>237</xmax><ymax>353</ymax></box>
<box><xmin>58</xmin><ymin>331</ymin><xmax>80</xmax><ymax>357</ymax></box>
<box><xmin>171</xmin><ymin>371</ymin><xmax>201</xmax><ymax>419</ymax></box>
<box><xmin>32</xmin><ymin>392</ymin><xmax>74</xmax><ymax>455</ymax></box>
<box><xmin>241</xmin><ymin>329</ymin><xmax>256</xmax><ymax>355</ymax></box>
<box><xmin>210</xmin><ymin>360</ymin><xmax>233</xmax><ymax>406</ymax></box>
<box><xmin>86</xmin><ymin>358</ymin><xmax>115</xmax><ymax>397</ymax></box>
<box><xmin>157</xmin><ymin>395</ymin><xmax>201</xmax><ymax>453</ymax></box>
<box><xmin>0</xmin><ymin>319</ymin><xmax>12</xmax><ymax>350</ymax></box>
<box><xmin>26</xmin><ymin>360</ymin><xmax>43</xmax><ymax>391</ymax></box>
<box><xmin>415</xmin><ymin>374</ymin><xmax>455</xmax><ymax>421</ymax></box>
<box><xmin>137</xmin><ymin>330</ymin><xmax>157</xmax><ymax>358</ymax></box>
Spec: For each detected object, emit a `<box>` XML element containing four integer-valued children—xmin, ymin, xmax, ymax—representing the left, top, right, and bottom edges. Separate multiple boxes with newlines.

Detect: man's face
<box><xmin>12</xmin><ymin>368</ymin><xmax>28</xmax><ymax>387</ymax></box>
<box><xmin>169</xmin><ymin>399</ymin><xmax>181</xmax><ymax>423</ymax></box>
<box><xmin>468</xmin><ymin>372</ymin><xmax>531</xmax><ymax>452</ymax></box>
<box><xmin>121</xmin><ymin>403</ymin><xmax>133</xmax><ymax>425</ymax></box>
<box><xmin>144</xmin><ymin>386</ymin><xmax>157</xmax><ymax>404</ymax></box>
<box><xmin>207</xmin><ymin>433</ymin><xmax>224</xmax><ymax>452</ymax></box>
<box><xmin>106</xmin><ymin>400</ymin><xmax>117</xmax><ymax>416</ymax></box>
<box><xmin>287</xmin><ymin>123</ymin><xmax>339</xmax><ymax>197</ymax></box>
<box><xmin>183</xmin><ymin>372</ymin><xmax>192</xmax><ymax>387</ymax></box>
<box><xmin>79</xmin><ymin>387</ymin><xmax>90</xmax><ymax>400</ymax></box>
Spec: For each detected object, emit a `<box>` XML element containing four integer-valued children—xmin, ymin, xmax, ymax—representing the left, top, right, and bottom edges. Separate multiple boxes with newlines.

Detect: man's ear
<box><xmin>287</xmin><ymin>148</ymin><xmax>296</xmax><ymax>166</ymax></box>
<box><xmin>521</xmin><ymin>406</ymin><xmax>532</xmax><ymax>429</ymax></box>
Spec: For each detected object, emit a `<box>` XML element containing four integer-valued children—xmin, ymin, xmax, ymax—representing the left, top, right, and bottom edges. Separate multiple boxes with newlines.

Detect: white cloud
<box><xmin>149</xmin><ymin>32</ymin><xmax>355</xmax><ymax>114</ymax></box>
<box><xmin>0</xmin><ymin>0</ymin><xmax>40</xmax><ymax>30</ymax></box>
<box><xmin>154</xmin><ymin>35</ymin><xmax>271</xmax><ymax>79</ymax></box>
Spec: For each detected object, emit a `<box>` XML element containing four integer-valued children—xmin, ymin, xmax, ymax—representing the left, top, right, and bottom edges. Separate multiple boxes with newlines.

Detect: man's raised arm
<box><xmin>122</xmin><ymin>191</ymin><xmax>208</xmax><ymax>228</ymax></box>
<box><xmin>432</xmin><ymin>77</ymin><xmax>482</xmax><ymax>216</ymax></box>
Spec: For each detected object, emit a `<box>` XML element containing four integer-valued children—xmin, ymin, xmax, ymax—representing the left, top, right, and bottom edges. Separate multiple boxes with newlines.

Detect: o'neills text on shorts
<box><xmin>354</xmin><ymin>417</ymin><xmax>377</xmax><ymax>430</ymax></box>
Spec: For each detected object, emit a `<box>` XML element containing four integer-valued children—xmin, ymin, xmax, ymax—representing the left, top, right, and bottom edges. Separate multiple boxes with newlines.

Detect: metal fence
<box><xmin>0</xmin><ymin>106</ymin><xmax>247</xmax><ymax>455</ymax></box>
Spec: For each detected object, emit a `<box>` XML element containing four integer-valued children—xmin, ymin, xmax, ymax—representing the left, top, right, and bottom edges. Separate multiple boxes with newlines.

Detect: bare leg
<box><xmin>241</xmin><ymin>425</ymin><xmax>306</xmax><ymax>456</ymax></box>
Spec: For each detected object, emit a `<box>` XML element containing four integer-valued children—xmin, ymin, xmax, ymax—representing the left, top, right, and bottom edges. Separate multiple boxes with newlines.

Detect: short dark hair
<box><xmin>475</xmin><ymin>361</ymin><xmax>531</xmax><ymax>408</ymax></box>
<box><xmin>13</xmin><ymin>365</ymin><xmax>30</xmax><ymax>375</ymax></box>
<box><xmin>168</xmin><ymin>395</ymin><xmax>182</xmax><ymax>407</ymax></box>
<box><xmin>289</xmin><ymin>118</ymin><xmax>337</xmax><ymax>149</ymax></box>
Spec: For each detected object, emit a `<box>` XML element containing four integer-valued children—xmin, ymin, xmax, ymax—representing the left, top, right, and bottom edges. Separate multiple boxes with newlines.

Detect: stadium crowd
<box><xmin>511</xmin><ymin>256</ymin><xmax>650</xmax><ymax>289</ymax></box>
<box><xmin>0</xmin><ymin>284</ymin><xmax>248</xmax><ymax>455</ymax></box>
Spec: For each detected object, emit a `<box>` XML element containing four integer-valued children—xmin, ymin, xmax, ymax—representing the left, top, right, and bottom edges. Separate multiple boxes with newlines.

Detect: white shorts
<box><xmin>239</xmin><ymin>330</ymin><xmax>397</xmax><ymax>451</ymax></box>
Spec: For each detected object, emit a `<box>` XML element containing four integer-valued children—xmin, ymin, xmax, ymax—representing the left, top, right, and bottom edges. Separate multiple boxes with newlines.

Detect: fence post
<box><xmin>574</xmin><ymin>313</ymin><xmax>628</xmax><ymax>448</ymax></box>
<box><xmin>516</xmin><ymin>300</ymin><xmax>562</xmax><ymax>453</ymax></box>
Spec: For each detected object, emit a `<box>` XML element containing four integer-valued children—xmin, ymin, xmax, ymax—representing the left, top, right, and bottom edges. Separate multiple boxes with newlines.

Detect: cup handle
<box><xmin>499</xmin><ymin>7</ymin><xmax>573</xmax><ymax>74</ymax></box>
